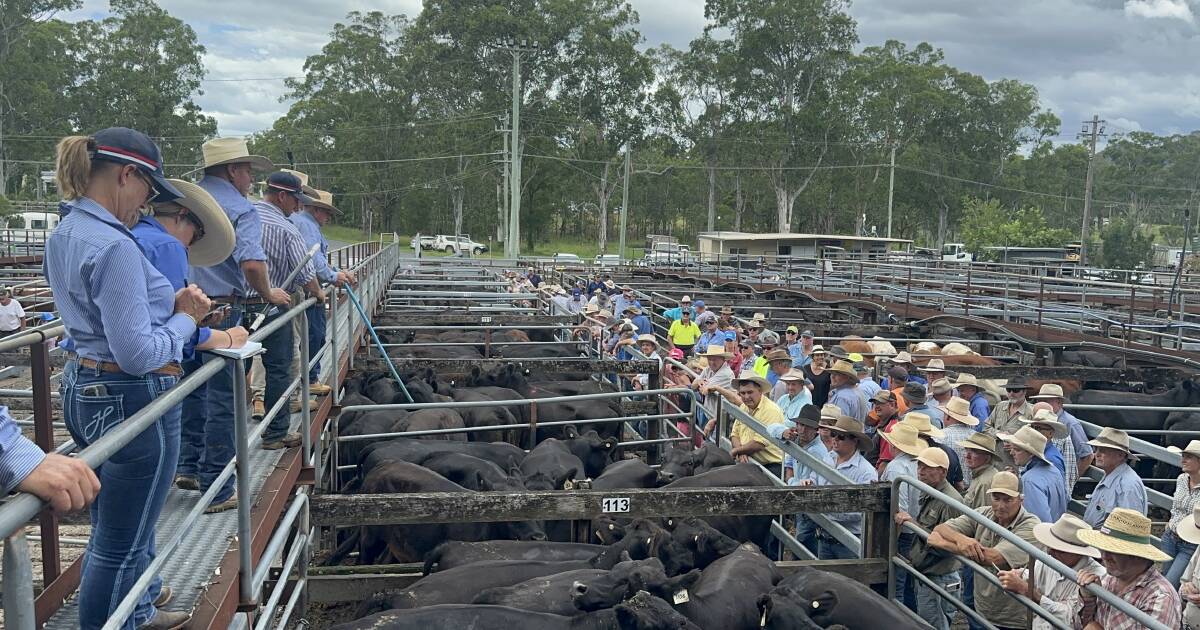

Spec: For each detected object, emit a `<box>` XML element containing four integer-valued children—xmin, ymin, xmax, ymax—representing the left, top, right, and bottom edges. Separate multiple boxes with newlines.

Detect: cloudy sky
<box><xmin>67</xmin><ymin>0</ymin><xmax>1200</xmax><ymax>142</ymax></box>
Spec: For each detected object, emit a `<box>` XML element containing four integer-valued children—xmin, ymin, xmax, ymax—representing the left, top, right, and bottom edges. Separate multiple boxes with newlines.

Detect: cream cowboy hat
<box><xmin>999</xmin><ymin>425</ymin><xmax>1052</xmax><ymax>465</ymax></box>
<box><xmin>892</xmin><ymin>351</ymin><xmax>914</xmax><ymax>364</ymax></box>
<box><xmin>701</xmin><ymin>345</ymin><xmax>732</xmax><ymax>359</ymax></box>
<box><xmin>929</xmin><ymin>377</ymin><xmax>953</xmax><ymax>395</ymax></box>
<box><xmin>584</xmin><ymin>303</ymin><xmax>600</xmax><ymax>314</ymax></box>
<box><xmin>880</xmin><ymin>423</ymin><xmax>928</xmax><ymax>457</ymax></box>
<box><xmin>280</xmin><ymin>168</ymin><xmax>318</xmax><ymax>196</ymax></box>
<box><xmin>1087</xmin><ymin>427</ymin><xmax>1138</xmax><ymax>460</ymax></box>
<box><xmin>916</xmin><ymin>446</ymin><xmax>949</xmax><ymax>469</ymax></box>
<box><xmin>1030</xmin><ymin>384</ymin><xmax>1066</xmax><ymax>400</ymax></box>
<box><xmin>779</xmin><ymin>369</ymin><xmax>809</xmax><ymax>383</ymax></box>
<box><xmin>1034</xmin><ymin>514</ymin><xmax>1101</xmax><ymax>558</ymax></box>
<box><xmin>809</xmin><ymin>345</ymin><xmax>827</xmax><ymax>355</ymax></box>
<box><xmin>962</xmin><ymin>432</ymin><xmax>1001</xmax><ymax>458</ymax></box>
<box><xmin>734</xmin><ymin>370</ymin><xmax>771</xmax><ymax>392</ymax></box>
<box><xmin>828</xmin><ymin>359</ymin><xmax>860</xmax><ymax>383</ymax></box>
<box><xmin>954</xmin><ymin>373</ymin><xmax>980</xmax><ymax>389</ymax></box>
<box><xmin>989</xmin><ymin>471</ymin><xmax>1021</xmax><ymax>497</ymax></box>
<box><xmin>819</xmin><ymin>404</ymin><xmax>842</xmax><ymax>424</ymax></box>
<box><xmin>200</xmin><ymin>137</ymin><xmax>274</xmax><ymax>172</ymax></box>
<box><xmin>1177</xmin><ymin>504</ymin><xmax>1200</xmax><ymax>545</ymax></box>
<box><xmin>308</xmin><ymin>189</ymin><xmax>343</xmax><ymax>215</ymax></box>
<box><xmin>1022</xmin><ymin>408</ymin><xmax>1068</xmax><ymax>440</ymax></box>
<box><xmin>153</xmin><ymin>178</ymin><xmax>235</xmax><ymax>267</ymax></box>
<box><xmin>900</xmin><ymin>411</ymin><xmax>945</xmax><ymax>439</ymax></box>
<box><xmin>920</xmin><ymin>358</ymin><xmax>946</xmax><ymax>372</ymax></box>
<box><xmin>1076</xmin><ymin>508</ymin><xmax>1171</xmax><ymax>562</ymax></box>
<box><xmin>943</xmin><ymin>397</ymin><xmax>980</xmax><ymax>427</ymax></box>
<box><xmin>1168</xmin><ymin>440</ymin><xmax>1200</xmax><ymax>459</ymax></box>
<box><xmin>636</xmin><ymin>334</ymin><xmax>658</xmax><ymax>346</ymax></box>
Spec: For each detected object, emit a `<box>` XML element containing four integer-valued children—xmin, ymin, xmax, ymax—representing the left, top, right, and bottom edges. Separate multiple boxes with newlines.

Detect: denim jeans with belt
<box><xmin>178</xmin><ymin>306</ymin><xmax>241</xmax><ymax>503</ymax></box>
<box><xmin>916</xmin><ymin>570</ymin><xmax>961</xmax><ymax>630</ymax></box>
<box><xmin>61</xmin><ymin>358</ymin><xmax>180</xmax><ymax>630</ymax></box>
<box><xmin>1163</xmin><ymin>528</ymin><xmax>1198</xmax><ymax>588</ymax></box>
<box><xmin>305</xmin><ymin>303</ymin><xmax>326</xmax><ymax>383</ymax></box>
<box><xmin>261</xmin><ymin>311</ymin><xmax>295</xmax><ymax>442</ymax></box>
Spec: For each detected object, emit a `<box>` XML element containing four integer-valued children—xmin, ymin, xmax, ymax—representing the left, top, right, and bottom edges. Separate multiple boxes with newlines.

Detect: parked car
<box><xmin>551</xmin><ymin>252</ymin><xmax>581</xmax><ymax>264</ymax></box>
<box><xmin>644</xmin><ymin>242</ymin><xmax>693</xmax><ymax>266</ymax></box>
<box><xmin>593</xmin><ymin>254</ymin><xmax>620</xmax><ymax>267</ymax></box>
<box><xmin>410</xmin><ymin>234</ymin><xmax>437</xmax><ymax>250</ymax></box>
<box><xmin>431</xmin><ymin>234</ymin><xmax>488</xmax><ymax>255</ymax></box>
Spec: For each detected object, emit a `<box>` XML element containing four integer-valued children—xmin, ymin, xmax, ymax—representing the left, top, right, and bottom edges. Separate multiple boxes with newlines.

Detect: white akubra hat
<box><xmin>1033</xmin><ymin>514</ymin><xmax>1102</xmax><ymax>558</ymax></box>
<box><xmin>999</xmin><ymin>425</ymin><xmax>1052</xmax><ymax>465</ymax></box>
<box><xmin>1022</xmin><ymin>408</ymin><xmax>1069</xmax><ymax>440</ymax></box>
<box><xmin>201</xmin><ymin>137</ymin><xmax>274</xmax><ymax>172</ymax></box>
<box><xmin>1178</xmin><ymin>503</ymin><xmax>1200</xmax><ymax>545</ymax></box>
<box><xmin>153</xmin><ymin>178</ymin><xmax>234</xmax><ymax>267</ymax></box>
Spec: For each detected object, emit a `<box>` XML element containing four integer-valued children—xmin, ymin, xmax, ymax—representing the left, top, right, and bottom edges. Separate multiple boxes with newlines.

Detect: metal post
<box><xmin>300</xmin><ymin>310</ymin><xmax>312</xmax><ymax>465</ymax></box>
<box><xmin>886</xmin><ymin>142</ymin><xmax>896</xmax><ymax>239</ymax></box>
<box><xmin>30</xmin><ymin>339</ymin><xmax>59</xmax><ymax>582</ymax></box>
<box><xmin>329</xmin><ymin>286</ymin><xmax>340</xmax><ymax>405</ymax></box>
<box><xmin>3</xmin><ymin>531</ymin><xmax>35</xmax><ymax>630</ymax></box>
<box><xmin>231</xmin><ymin>357</ymin><xmax>256</xmax><ymax>607</ymax></box>
<box><xmin>619</xmin><ymin>147</ymin><xmax>630</xmax><ymax>258</ymax></box>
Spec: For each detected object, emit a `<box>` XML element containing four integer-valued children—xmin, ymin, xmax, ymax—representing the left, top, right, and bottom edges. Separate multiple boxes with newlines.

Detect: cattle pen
<box><xmin>0</xmin><ymin>245</ymin><xmax>1195</xmax><ymax>629</ymax></box>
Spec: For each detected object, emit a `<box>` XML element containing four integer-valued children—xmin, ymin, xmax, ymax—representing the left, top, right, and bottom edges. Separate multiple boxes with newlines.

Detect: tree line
<box><xmin>1</xmin><ymin>0</ymin><xmax>1197</xmax><ymax>263</ymax></box>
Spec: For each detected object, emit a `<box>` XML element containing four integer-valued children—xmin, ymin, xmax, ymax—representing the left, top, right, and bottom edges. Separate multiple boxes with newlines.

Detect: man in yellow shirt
<box><xmin>666</xmin><ymin>308</ymin><xmax>701</xmax><ymax>355</ymax></box>
<box><xmin>715</xmin><ymin>371</ymin><xmax>785</xmax><ymax>464</ymax></box>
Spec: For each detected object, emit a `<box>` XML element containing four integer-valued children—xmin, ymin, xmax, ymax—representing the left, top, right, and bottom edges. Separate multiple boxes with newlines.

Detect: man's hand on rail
<box><xmin>18</xmin><ymin>454</ymin><xmax>100</xmax><ymax>513</ymax></box>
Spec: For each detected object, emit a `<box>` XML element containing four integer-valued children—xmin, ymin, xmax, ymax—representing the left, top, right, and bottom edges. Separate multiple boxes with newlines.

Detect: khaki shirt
<box><xmin>943</xmin><ymin>507</ymin><xmax>1041</xmax><ymax>628</ymax></box>
<box><xmin>986</xmin><ymin>400</ymin><xmax>1032</xmax><ymax>467</ymax></box>
<box><xmin>908</xmin><ymin>480</ymin><xmax>963</xmax><ymax>576</ymax></box>
<box><xmin>963</xmin><ymin>465</ymin><xmax>998</xmax><ymax>510</ymax></box>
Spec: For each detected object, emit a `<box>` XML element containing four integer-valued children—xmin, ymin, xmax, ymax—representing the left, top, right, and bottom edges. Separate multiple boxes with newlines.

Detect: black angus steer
<box><xmin>663</xmin><ymin>544</ymin><xmax>781</xmax><ymax>630</ymax></box>
<box><xmin>659</xmin><ymin>463</ymin><xmax>776</xmax><ymax>548</ymax></box>
<box><xmin>659</xmin><ymin>445</ymin><xmax>735</xmax><ymax>480</ymax></box>
<box><xmin>422</xmin><ymin>540</ymin><xmax>606</xmax><ymax>574</ymax></box>
<box><xmin>590</xmin><ymin>459</ymin><xmax>675</xmax><ymax>490</ymax></box>
<box><xmin>473</xmin><ymin>558</ymin><xmax>697</xmax><ymax>615</ymax></box>
<box><xmin>774</xmin><ymin>565</ymin><xmax>929</xmax><ymax>629</ymax></box>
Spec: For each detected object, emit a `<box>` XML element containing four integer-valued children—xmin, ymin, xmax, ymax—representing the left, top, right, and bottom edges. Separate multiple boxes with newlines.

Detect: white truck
<box><xmin>941</xmin><ymin>243</ymin><xmax>974</xmax><ymax>263</ymax></box>
<box><xmin>644</xmin><ymin>242</ymin><xmax>693</xmax><ymax>266</ymax></box>
<box><xmin>431</xmin><ymin>234</ymin><xmax>488</xmax><ymax>255</ymax></box>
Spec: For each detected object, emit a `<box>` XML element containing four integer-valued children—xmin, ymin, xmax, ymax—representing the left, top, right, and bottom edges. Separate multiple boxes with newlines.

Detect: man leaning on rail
<box><xmin>1076</xmin><ymin>508</ymin><xmax>1181</xmax><ymax>630</ymax></box>
<box><xmin>927</xmin><ymin>470</ymin><xmax>1040</xmax><ymax>630</ymax></box>
<box><xmin>900</xmin><ymin>446</ymin><xmax>964</xmax><ymax>630</ymax></box>
<box><xmin>997</xmin><ymin>514</ymin><xmax>1104</xmax><ymax>630</ymax></box>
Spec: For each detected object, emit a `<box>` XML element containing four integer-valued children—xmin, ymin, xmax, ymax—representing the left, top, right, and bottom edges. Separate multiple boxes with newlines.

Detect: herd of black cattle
<box><xmin>326</xmin><ymin>363</ymin><xmax>925</xmax><ymax>629</ymax></box>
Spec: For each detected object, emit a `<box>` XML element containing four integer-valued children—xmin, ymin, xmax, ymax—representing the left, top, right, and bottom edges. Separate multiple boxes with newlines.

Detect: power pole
<box><xmin>496</xmin><ymin>114</ymin><xmax>510</xmax><ymax>245</ymax></box>
<box><xmin>619</xmin><ymin>147</ymin><xmax>631</xmax><ymax>260</ymax></box>
<box><xmin>496</xmin><ymin>39</ymin><xmax>538</xmax><ymax>259</ymax></box>
<box><xmin>886</xmin><ymin>142</ymin><xmax>897</xmax><ymax>239</ymax></box>
<box><xmin>1079</xmin><ymin>114</ymin><xmax>1106</xmax><ymax>265</ymax></box>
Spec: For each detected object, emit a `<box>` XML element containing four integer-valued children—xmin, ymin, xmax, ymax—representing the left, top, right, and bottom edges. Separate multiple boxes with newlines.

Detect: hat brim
<box><xmin>1075</xmin><ymin>529</ymin><xmax>1171</xmax><ymax>562</ymax></box>
<box><xmin>155</xmin><ymin>179</ymin><xmax>234</xmax><ymax>267</ymax></box>
<box><xmin>206</xmin><ymin>154</ymin><xmax>275</xmax><ymax>172</ymax></box>
<box><xmin>901</xmin><ymin>392</ymin><xmax>925</xmax><ymax>405</ymax></box>
<box><xmin>1032</xmin><ymin>522</ymin><xmax>1102</xmax><ymax>558</ymax></box>
<box><xmin>829</xmin><ymin>367</ymin><xmax>859</xmax><ymax>382</ymax></box>
<box><xmin>735</xmin><ymin>376</ymin><xmax>772</xmax><ymax>391</ymax></box>
<box><xmin>880</xmin><ymin>431</ymin><xmax>927</xmax><ymax>457</ymax></box>
<box><xmin>1000</xmin><ymin>434</ymin><xmax>1052</xmax><ymax>465</ymax></box>
<box><xmin>1088</xmin><ymin>438</ymin><xmax>1137</xmax><ymax>459</ymax></box>
<box><xmin>945</xmin><ymin>409</ymin><xmax>980</xmax><ymax>427</ymax></box>
<box><xmin>1179</xmin><ymin>515</ymin><xmax>1200</xmax><ymax>545</ymax></box>
<box><xmin>1023</xmin><ymin>418</ymin><xmax>1069</xmax><ymax>440</ymax></box>
<box><xmin>962</xmin><ymin>442</ymin><xmax>999</xmax><ymax>457</ymax></box>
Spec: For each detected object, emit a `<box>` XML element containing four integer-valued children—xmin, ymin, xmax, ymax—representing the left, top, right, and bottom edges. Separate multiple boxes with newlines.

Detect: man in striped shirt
<box><xmin>0</xmin><ymin>405</ymin><xmax>99</xmax><ymax>511</ymax></box>
<box><xmin>252</xmin><ymin>172</ymin><xmax>324</xmax><ymax>450</ymax></box>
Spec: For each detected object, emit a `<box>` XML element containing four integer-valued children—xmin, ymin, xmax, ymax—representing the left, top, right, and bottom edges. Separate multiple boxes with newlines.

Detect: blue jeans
<box><xmin>305</xmin><ymin>303</ymin><xmax>326</xmax><ymax>383</ymax></box>
<box><xmin>896</xmin><ymin>532</ymin><xmax>916</xmax><ymax>610</ymax></box>
<box><xmin>916</xmin><ymin>570</ymin><xmax>961</xmax><ymax>630</ymax></box>
<box><xmin>1163</xmin><ymin>529</ymin><xmax>1198</xmax><ymax>588</ymax></box>
<box><xmin>261</xmin><ymin>311</ymin><xmax>295</xmax><ymax>442</ymax></box>
<box><xmin>61</xmin><ymin>359</ymin><xmax>180</xmax><ymax>630</ymax></box>
<box><xmin>963</xmin><ymin>568</ymin><xmax>985</xmax><ymax>630</ymax></box>
<box><xmin>179</xmin><ymin>307</ymin><xmax>242</xmax><ymax>503</ymax></box>
<box><xmin>817</xmin><ymin>532</ymin><xmax>857</xmax><ymax>560</ymax></box>
<box><xmin>795</xmin><ymin>514</ymin><xmax>818</xmax><ymax>555</ymax></box>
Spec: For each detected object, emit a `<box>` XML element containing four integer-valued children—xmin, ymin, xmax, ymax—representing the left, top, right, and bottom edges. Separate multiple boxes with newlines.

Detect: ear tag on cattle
<box><xmin>694</xmin><ymin>535</ymin><xmax>700</xmax><ymax>543</ymax></box>
<box><xmin>609</xmin><ymin>523</ymin><xmax>616</xmax><ymax>530</ymax></box>
<box><xmin>759</xmin><ymin>609</ymin><xmax>768</xmax><ymax>627</ymax></box>
<box><xmin>672</xmin><ymin>589</ymin><xmax>690</xmax><ymax>604</ymax></box>
<box><xmin>646</xmin><ymin>537</ymin><xmax>652</xmax><ymax>545</ymax></box>
<box><xmin>811</xmin><ymin>601</ymin><xmax>820</xmax><ymax>609</ymax></box>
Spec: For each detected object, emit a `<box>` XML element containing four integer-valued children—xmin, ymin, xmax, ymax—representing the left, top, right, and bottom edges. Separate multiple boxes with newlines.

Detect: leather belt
<box><xmin>210</xmin><ymin>296</ymin><xmax>269</xmax><ymax>305</ymax></box>
<box><xmin>75</xmin><ymin>356</ymin><xmax>183</xmax><ymax>377</ymax></box>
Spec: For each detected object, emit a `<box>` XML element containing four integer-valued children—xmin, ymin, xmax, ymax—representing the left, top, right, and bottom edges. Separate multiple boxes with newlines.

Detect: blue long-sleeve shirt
<box><xmin>1021</xmin><ymin>457</ymin><xmax>1068</xmax><ymax>523</ymax></box>
<box><xmin>130</xmin><ymin>216</ymin><xmax>212</xmax><ymax>360</ymax></box>
<box><xmin>968</xmin><ymin>392</ymin><xmax>990</xmax><ymax>432</ymax></box>
<box><xmin>44</xmin><ymin>197</ymin><xmax>195</xmax><ymax>375</ymax></box>
<box><xmin>1084</xmin><ymin>463</ymin><xmax>1147</xmax><ymax>528</ymax></box>
<box><xmin>291</xmin><ymin>210</ymin><xmax>338</xmax><ymax>284</ymax></box>
<box><xmin>189</xmin><ymin>176</ymin><xmax>266</xmax><ymax>297</ymax></box>
<box><xmin>0</xmin><ymin>406</ymin><xmax>45</xmax><ymax>493</ymax></box>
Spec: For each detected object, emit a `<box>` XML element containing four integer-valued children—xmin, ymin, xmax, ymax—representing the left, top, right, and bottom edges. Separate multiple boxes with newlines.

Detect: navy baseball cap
<box><xmin>91</xmin><ymin>127</ymin><xmax>182</xmax><ymax>202</ymax></box>
<box><xmin>265</xmin><ymin>171</ymin><xmax>316</xmax><ymax>204</ymax></box>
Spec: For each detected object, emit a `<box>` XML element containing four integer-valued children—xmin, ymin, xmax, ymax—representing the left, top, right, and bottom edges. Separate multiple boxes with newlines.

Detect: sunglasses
<box><xmin>133</xmin><ymin>168</ymin><xmax>161</xmax><ymax>205</ymax></box>
<box><xmin>831</xmin><ymin>432</ymin><xmax>855</xmax><ymax>442</ymax></box>
<box><xmin>182</xmin><ymin>211</ymin><xmax>205</xmax><ymax>245</ymax></box>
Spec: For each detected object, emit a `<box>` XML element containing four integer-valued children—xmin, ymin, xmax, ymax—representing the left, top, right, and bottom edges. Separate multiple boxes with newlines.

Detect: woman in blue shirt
<box><xmin>45</xmin><ymin>129</ymin><xmax>211</xmax><ymax>630</ymax></box>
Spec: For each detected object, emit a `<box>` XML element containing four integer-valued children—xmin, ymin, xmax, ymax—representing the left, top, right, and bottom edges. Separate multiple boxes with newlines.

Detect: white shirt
<box><xmin>1020</xmin><ymin>556</ymin><xmax>1105</xmax><ymax>630</ymax></box>
<box><xmin>0</xmin><ymin>299</ymin><xmax>24</xmax><ymax>332</ymax></box>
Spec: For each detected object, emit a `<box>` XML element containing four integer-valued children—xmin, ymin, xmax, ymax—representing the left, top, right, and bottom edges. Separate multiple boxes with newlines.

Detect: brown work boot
<box><xmin>138</xmin><ymin>609</ymin><xmax>190</xmax><ymax>630</ymax></box>
<box><xmin>174</xmin><ymin>475</ymin><xmax>199</xmax><ymax>491</ymax></box>
<box><xmin>262</xmin><ymin>432</ymin><xmax>301</xmax><ymax>450</ymax></box>
<box><xmin>204</xmin><ymin>495</ymin><xmax>237</xmax><ymax>514</ymax></box>
<box><xmin>153</xmin><ymin>586</ymin><xmax>173</xmax><ymax>608</ymax></box>
<box><xmin>252</xmin><ymin>399</ymin><xmax>265</xmax><ymax>420</ymax></box>
<box><xmin>308</xmin><ymin>382</ymin><xmax>332</xmax><ymax>396</ymax></box>
<box><xmin>289</xmin><ymin>398</ymin><xmax>318</xmax><ymax>413</ymax></box>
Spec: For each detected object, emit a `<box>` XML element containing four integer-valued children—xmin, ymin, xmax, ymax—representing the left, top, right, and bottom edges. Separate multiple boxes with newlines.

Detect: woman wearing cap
<box><xmin>1163</xmin><ymin>441</ymin><xmax>1200</xmax><ymax>588</ymax></box>
<box><xmin>803</xmin><ymin>345</ymin><xmax>832</xmax><ymax>406</ymax></box>
<box><xmin>49</xmin><ymin>130</ymin><xmax>211</xmax><ymax>629</ymax></box>
<box><xmin>997</xmin><ymin>514</ymin><xmax>1104</xmax><ymax>630</ymax></box>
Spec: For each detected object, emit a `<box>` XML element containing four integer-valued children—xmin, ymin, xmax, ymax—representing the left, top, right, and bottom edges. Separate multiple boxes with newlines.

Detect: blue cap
<box><xmin>571</xmin><ymin>288</ymin><xmax>581</xmax><ymax>296</ymax></box>
<box><xmin>694</xmin><ymin>300</ymin><xmax>705</xmax><ymax>307</ymax></box>
<box><xmin>266</xmin><ymin>171</ymin><xmax>316</xmax><ymax>204</ymax></box>
<box><xmin>91</xmin><ymin>127</ymin><xmax>182</xmax><ymax>202</ymax></box>
<box><xmin>724</xmin><ymin>331</ymin><xmax>737</xmax><ymax>342</ymax></box>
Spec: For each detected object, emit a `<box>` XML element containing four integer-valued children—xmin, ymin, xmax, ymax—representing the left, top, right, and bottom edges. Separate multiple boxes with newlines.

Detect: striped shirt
<box><xmin>44</xmin><ymin>197</ymin><xmax>195</xmax><ymax>375</ymax></box>
<box><xmin>251</xmin><ymin>201</ymin><xmax>315</xmax><ymax>293</ymax></box>
<box><xmin>190</xmin><ymin>176</ymin><xmax>267</xmax><ymax>297</ymax></box>
<box><xmin>1168</xmin><ymin>473</ymin><xmax>1200</xmax><ymax>532</ymax></box>
<box><xmin>0</xmin><ymin>406</ymin><xmax>45</xmax><ymax>493</ymax></box>
<box><xmin>290</xmin><ymin>210</ymin><xmax>338</xmax><ymax>284</ymax></box>
<box><xmin>941</xmin><ymin>423</ymin><xmax>976</xmax><ymax>486</ymax></box>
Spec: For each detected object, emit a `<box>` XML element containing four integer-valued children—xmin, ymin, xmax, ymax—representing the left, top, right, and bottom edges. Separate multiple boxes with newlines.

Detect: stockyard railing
<box><xmin>890</xmin><ymin>475</ymin><xmax>1173</xmax><ymax>630</ymax></box>
<box><xmin>0</xmin><ymin>238</ymin><xmax>400</xmax><ymax>630</ymax></box>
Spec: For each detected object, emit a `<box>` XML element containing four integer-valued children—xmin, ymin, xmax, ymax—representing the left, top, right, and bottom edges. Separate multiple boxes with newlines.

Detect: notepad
<box><xmin>208</xmin><ymin>341</ymin><xmax>264</xmax><ymax>360</ymax></box>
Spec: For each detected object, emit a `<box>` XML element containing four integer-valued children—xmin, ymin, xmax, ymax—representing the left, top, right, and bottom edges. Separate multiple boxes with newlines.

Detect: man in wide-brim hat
<box><xmin>826</xmin><ymin>359</ymin><xmax>867</xmax><ymax>424</ymax></box>
<box><xmin>1076</xmin><ymin>508</ymin><xmax>1180</xmax><ymax>629</ymax></box>
<box><xmin>795</xmin><ymin>414</ymin><xmax>879</xmax><ymax>560</ymax></box>
<box><xmin>999</xmin><ymin>425</ymin><xmax>1067</xmax><ymax>522</ymax></box>
<box><xmin>1082</xmin><ymin>427</ymin><xmax>1146</xmax><ymax>528</ymax></box>
<box><xmin>718</xmin><ymin>370</ymin><xmax>785</xmax><ymax>465</ymax></box>
<box><xmin>961</xmin><ymin>432</ymin><xmax>1001</xmax><ymax>510</ymax></box>
<box><xmin>997</xmin><ymin>514</ymin><xmax>1104</xmax><ymax>630</ymax></box>
<box><xmin>920</xmin><ymin>358</ymin><xmax>947</xmax><ymax>382</ymax></box>
<box><xmin>694</xmin><ymin>344</ymin><xmax>735</xmax><ymax>435</ymax></box>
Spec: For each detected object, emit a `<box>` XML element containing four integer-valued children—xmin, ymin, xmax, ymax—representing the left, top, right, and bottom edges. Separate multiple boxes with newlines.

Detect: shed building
<box><xmin>696</xmin><ymin>231</ymin><xmax>912</xmax><ymax>260</ymax></box>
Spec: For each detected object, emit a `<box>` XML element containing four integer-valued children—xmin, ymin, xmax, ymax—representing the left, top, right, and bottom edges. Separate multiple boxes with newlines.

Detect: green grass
<box><xmin>320</xmin><ymin>224</ymin><xmax>392</xmax><ymax>245</ymax></box>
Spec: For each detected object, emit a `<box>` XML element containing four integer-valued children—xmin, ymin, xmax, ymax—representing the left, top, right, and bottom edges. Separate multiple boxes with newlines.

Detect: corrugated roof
<box><xmin>697</xmin><ymin>231</ymin><xmax>912</xmax><ymax>244</ymax></box>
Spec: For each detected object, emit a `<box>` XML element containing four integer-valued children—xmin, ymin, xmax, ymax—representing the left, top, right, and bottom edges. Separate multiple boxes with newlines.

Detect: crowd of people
<box><xmin>0</xmin><ymin>128</ymin><xmax>354</xmax><ymax>629</ymax></box>
<box><xmin>577</xmin><ymin>287</ymin><xmax>1189</xmax><ymax>629</ymax></box>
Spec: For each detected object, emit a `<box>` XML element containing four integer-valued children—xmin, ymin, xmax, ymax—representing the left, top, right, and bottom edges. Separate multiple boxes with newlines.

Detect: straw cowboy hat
<box><xmin>954</xmin><ymin>373</ymin><xmax>980</xmax><ymax>389</ymax></box>
<box><xmin>201</xmin><ymin>137</ymin><xmax>274</xmax><ymax>172</ymax></box>
<box><xmin>1034</xmin><ymin>514</ymin><xmax>1102</xmax><ymax>558</ymax></box>
<box><xmin>827</xmin><ymin>415</ymin><xmax>872</xmax><ymax>452</ymax></box>
<box><xmin>701</xmin><ymin>345</ymin><xmax>733</xmax><ymax>360</ymax></box>
<box><xmin>1000</xmin><ymin>425</ymin><xmax>1052</xmax><ymax>465</ymax></box>
<box><xmin>1030</xmin><ymin>384</ymin><xmax>1066</xmax><ymax>400</ymax></box>
<box><xmin>989</xmin><ymin>470</ymin><xmax>1022</xmax><ymax>497</ymax></box>
<box><xmin>750</xmin><ymin>312</ymin><xmax>767</xmax><ymax>325</ymax></box>
<box><xmin>962</xmin><ymin>432</ymin><xmax>1001</xmax><ymax>458</ymax></box>
<box><xmin>929</xmin><ymin>377</ymin><xmax>953</xmax><ymax>395</ymax></box>
<box><xmin>943</xmin><ymin>397</ymin><xmax>980</xmax><ymax>427</ymax></box>
<box><xmin>735</xmin><ymin>370</ymin><xmax>772</xmax><ymax>392</ymax></box>
<box><xmin>1168</xmin><ymin>440</ymin><xmax>1200</xmax><ymax>459</ymax></box>
<box><xmin>920</xmin><ymin>358</ymin><xmax>947</xmax><ymax>373</ymax></box>
<box><xmin>308</xmin><ymin>189</ymin><xmax>343</xmax><ymax>215</ymax></box>
<box><xmin>153</xmin><ymin>178</ymin><xmax>234</xmax><ymax>267</ymax></box>
<box><xmin>636</xmin><ymin>334</ymin><xmax>658</xmax><ymax>346</ymax></box>
<box><xmin>917</xmin><ymin>446</ymin><xmax>950</xmax><ymax>470</ymax></box>
<box><xmin>828</xmin><ymin>360</ymin><xmax>859</xmax><ymax>383</ymax></box>
<box><xmin>598</xmin><ymin>309</ymin><xmax>613</xmax><ymax>319</ymax></box>
<box><xmin>780</xmin><ymin>368</ymin><xmax>810</xmax><ymax>384</ymax></box>
<box><xmin>1023</xmin><ymin>408</ymin><xmax>1069</xmax><ymax>440</ymax></box>
<box><xmin>680</xmin><ymin>295</ymin><xmax>692</xmax><ymax>303</ymax></box>
<box><xmin>1177</xmin><ymin>504</ymin><xmax>1200</xmax><ymax>545</ymax></box>
<box><xmin>819</xmin><ymin>404</ymin><xmax>842</xmax><ymax>425</ymax></box>
<box><xmin>720</xmin><ymin>305</ymin><xmax>734</xmax><ymax>315</ymax></box>
<box><xmin>901</xmin><ymin>411</ymin><xmax>945</xmax><ymax>439</ymax></box>
<box><xmin>892</xmin><ymin>351</ymin><xmax>914</xmax><ymax>364</ymax></box>
<box><xmin>1076</xmin><ymin>508</ymin><xmax>1171</xmax><ymax>562</ymax></box>
<box><xmin>584</xmin><ymin>303</ymin><xmax>600</xmax><ymax>314</ymax></box>
<box><xmin>880</xmin><ymin>423</ymin><xmax>929</xmax><ymax>457</ymax></box>
<box><xmin>1087</xmin><ymin>427</ymin><xmax>1137</xmax><ymax>459</ymax></box>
